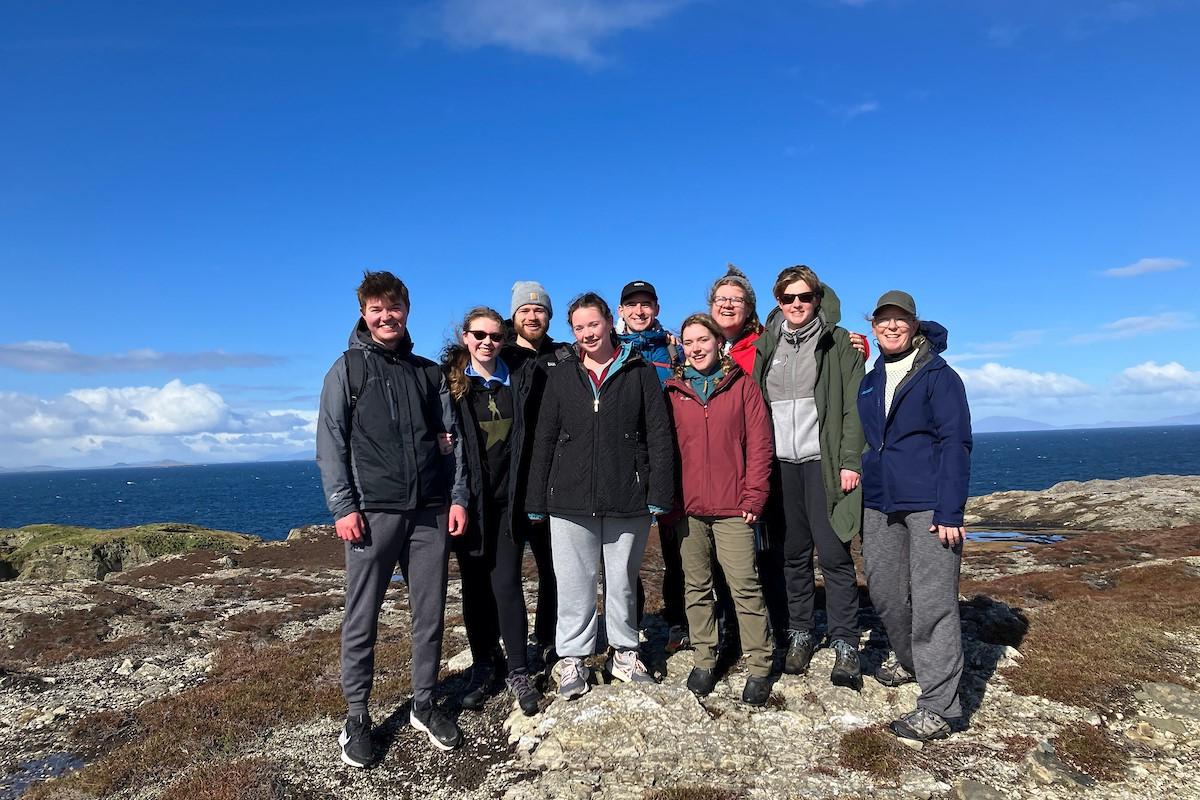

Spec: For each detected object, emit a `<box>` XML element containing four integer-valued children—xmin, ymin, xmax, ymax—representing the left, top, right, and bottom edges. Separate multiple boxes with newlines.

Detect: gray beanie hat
<box><xmin>511</xmin><ymin>280</ymin><xmax>553</xmax><ymax>319</ymax></box>
<box><xmin>708</xmin><ymin>264</ymin><xmax>758</xmax><ymax>318</ymax></box>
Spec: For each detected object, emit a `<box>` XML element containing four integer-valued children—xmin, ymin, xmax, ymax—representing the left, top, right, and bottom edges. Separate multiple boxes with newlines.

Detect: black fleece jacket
<box><xmin>525</xmin><ymin>344</ymin><xmax>675</xmax><ymax>518</ymax></box>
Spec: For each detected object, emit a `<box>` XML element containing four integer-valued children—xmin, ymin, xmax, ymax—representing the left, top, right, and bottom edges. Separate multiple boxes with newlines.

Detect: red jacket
<box><xmin>728</xmin><ymin>329</ymin><xmax>762</xmax><ymax>375</ymax></box>
<box><xmin>664</xmin><ymin>366</ymin><xmax>774</xmax><ymax>518</ymax></box>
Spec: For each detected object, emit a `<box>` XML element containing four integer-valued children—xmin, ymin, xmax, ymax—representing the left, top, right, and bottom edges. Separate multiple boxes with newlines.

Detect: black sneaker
<box><xmin>783</xmin><ymin>629</ymin><xmax>816</xmax><ymax>675</ymax></box>
<box><xmin>506</xmin><ymin>669</ymin><xmax>541</xmax><ymax>716</ymax></box>
<box><xmin>461</xmin><ymin>647</ymin><xmax>505</xmax><ymax>710</ymax></box>
<box><xmin>686</xmin><ymin>666</ymin><xmax>717</xmax><ymax>697</ymax></box>
<box><xmin>830</xmin><ymin>639</ymin><xmax>862</xmax><ymax>690</ymax></box>
<box><xmin>338</xmin><ymin>713</ymin><xmax>374</xmax><ymax>768</ymax></box>
<box><xmin>741</xmin><ymin>675</ymin><xmax>771</xmax><ymax>707</ymax></box>
<box><xmin>410</xmin><ymin>700</ymin><xmax>463</xmax><ymax>751</ymax></box>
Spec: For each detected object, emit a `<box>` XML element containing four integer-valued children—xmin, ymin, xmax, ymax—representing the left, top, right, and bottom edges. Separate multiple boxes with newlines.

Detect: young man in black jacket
<box><xmin>316</xmin><ymin>271</ymin><xmax>469</xmax><ymax>765</ymax></box>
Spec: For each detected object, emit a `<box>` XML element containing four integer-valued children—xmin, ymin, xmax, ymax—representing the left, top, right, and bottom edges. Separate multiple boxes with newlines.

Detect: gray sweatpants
<box><xmin>862</xmin><ymin>508</ymin><xmax>963</xmax><ymax>718</ymax></box>
<box><xmin>342</xmin><ymin>508</ymin><xmax>449</xmax><ymax>714</ymax></box>
<box><xmin>550</xmin><ymin>514</ymin><xmax>650</xmax><ymax>657</ymax></box>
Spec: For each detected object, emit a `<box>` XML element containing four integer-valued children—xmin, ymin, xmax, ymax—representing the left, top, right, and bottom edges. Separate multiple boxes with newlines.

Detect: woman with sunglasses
<box><xmin>858</xmin><ymin>291</ymin><xmax>971</xmax><ymax>742</ymax></box>
<box><xmin>753</xmin><ymin>265</ymin><xmax>866</xmax><ymax>689</ymax></box>
<box><xmin>442</xmin><ymin>306</ymin><xmax>541</xmax><ymax>716</ymax></box>
<box><xmin>525</xmin><ymin>292</ymin><xmax>675</xmax><ymax>699</ymax></box>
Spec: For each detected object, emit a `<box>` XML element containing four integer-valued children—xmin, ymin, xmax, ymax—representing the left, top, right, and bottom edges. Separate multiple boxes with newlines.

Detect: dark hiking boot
<box><xmin>741</xmin><ymin>675</ymin><xmax>771</xmax><ymax>707</ymax></box>
<box><xmin>410</xmin><ymin>700</ymin><xmax>463</xmax><ymax>751</ymax></box>
<box><xmin>686</xmin><ymin>667</ymin><xmax>717</xmax><ymax>697</ymax></box>
<box><xmin>783</xmin><ymin>629</ymin><xmax>816</xmax><ymax>675</ymax></box>
<box><xmin>506</xmin><ymin>670</ymin><xmax>541</xmax><ymax>716</ymax></box>
<box><xmin>830</xmin><ymin>639</ymin><xmax>863</xmax><ymax>690</ymax></box>
<box><xmin>666</xmin><ymin>625</ymin><xmax>692</xmax><ymax>654</ymax></box>
<box><xmin>338</xmin><ymin>713</ymin><xmax>374</xmax><ymax>768</ymax></box>
<box><xmin>461</xmin><ymin>648</ymin><xmax>505</xmax><ymax>710</ymax></box>
<box><xmin>889</xmin><ymin>707</ymin><xmax>951</xmax><ymax>742</ymax></box>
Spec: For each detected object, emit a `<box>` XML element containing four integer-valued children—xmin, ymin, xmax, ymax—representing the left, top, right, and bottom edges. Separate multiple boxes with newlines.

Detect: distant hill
<box><xmin>0</xmin><ymin>465</ymin><xmax>63</xmax><ymax>474</ymax></box>
<box><xmin>972</xmin><ymin>416</ymin><xmax>1057</xmax><ymax>433</ymax></box>
<box><xmin>974</xmin><ymin>413</ymin><xmax>1200</xmax><ymax>434</ymax></box>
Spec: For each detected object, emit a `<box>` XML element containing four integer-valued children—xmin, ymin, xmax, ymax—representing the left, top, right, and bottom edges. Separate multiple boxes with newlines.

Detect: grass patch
<box><xmin>999</xmin><ymin>562</ymin><xmax>1200</xmax><ymax>706</ymax></box>
<box><xmin>837</xmin><ymin>725</ymin><xmax>907</xmax><ymax>778</ymax></box>
<box><xmin>643</xmin><ymin>787</ymin><xmax>743</xmax><ymax>800</ymax></box>
<box><xmin>1053</xmin><ymin>722</ymin><xmax>1128</xmax><ymax>781</ymax></box>
<box><xmin>12</xmin><ymin>585</ymin><xmax>164</xmax><ymax>665</ymax></box>
<box><xmin>28</xmin><ymin>627</ymin><xmax>412</xmax><ymax>799</ymax></box>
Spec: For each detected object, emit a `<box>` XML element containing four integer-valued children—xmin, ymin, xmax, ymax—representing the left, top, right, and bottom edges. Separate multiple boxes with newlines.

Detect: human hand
<box><xmin>840</xmin><ymin>469</ymin><xmax>860</xmax><ymax>493</ymax></box>
<box><xmin>448</xmin><ymin>504</ymin><xmax>468</xmax><ymax>536</ymax></box>
<box><xmin>741</xmin><ymin>510</ymin><xmax>759</xmax><ymax>524</ymax></box>
<box><xmin>438</xmin><ymin>432</ymin><xmax>454</xmax><ymax>456</ymax></box>
<box><xmin>930</xmin><ymin>523</ymin><xmax>964</xmax><ymax>548</ymax></box>
<box><xmin>849</xmin><ymin>332</ymin><xmax>869</xmax><ymax>359</ymax></box>
<box><xmin>335</xmin><ymin>511</ymin><xmax>364</xmax><ymax>543</ymax></box>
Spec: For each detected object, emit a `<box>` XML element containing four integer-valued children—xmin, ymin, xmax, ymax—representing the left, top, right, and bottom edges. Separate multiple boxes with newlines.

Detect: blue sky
<box><xmin>1</xmin><ymin>0</ymin><xmax>1197</xmax><ymax>467</ymax></box>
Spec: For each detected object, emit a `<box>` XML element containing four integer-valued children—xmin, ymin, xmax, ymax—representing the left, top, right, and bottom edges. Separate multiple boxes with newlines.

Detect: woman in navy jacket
<box><xmin>857</xmin><ymin>290</ymin><xmax>972</xmax><ymax>743</ymax></box>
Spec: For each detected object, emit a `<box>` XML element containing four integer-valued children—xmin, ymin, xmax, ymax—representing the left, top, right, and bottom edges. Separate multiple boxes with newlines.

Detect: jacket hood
<box><xmin>763</xmin><ymin>281</ymin><xmax>844</xmax><ymax>333</ymax></box>
<box><xmin>617</xmin><ymin>321</ymin><xmax>670</xmax><ymax>346</ymax></box>
<box><xmin>348</xmin><ymin>318</ymin><xmax>415</xmax><ymax>356</ymax></box>
<box><xmin>664</xmin><ymin>363</ymin><xmax>742</xmax><ymax>398</ymax></box>
<box><xmin>916</xmin><ymin>320</ymin><xmax>948</xmax><ymax>355</ymax></box>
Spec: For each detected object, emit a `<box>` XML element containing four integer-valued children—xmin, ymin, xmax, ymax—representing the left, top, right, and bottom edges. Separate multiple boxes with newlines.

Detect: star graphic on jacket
<box><xmin>479</xmin><ymin>395</ymin><xmax>512</xmax><ymax>448</ymax></box>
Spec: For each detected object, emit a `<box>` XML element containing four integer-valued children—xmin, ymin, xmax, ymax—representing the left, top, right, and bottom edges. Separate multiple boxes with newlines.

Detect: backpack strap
<box><xmin>666</xmin><ymin>340</ymin><xmax>680</xmax><ymax>366</ymax></box>
<box><xmin>345</xmin><ymin>350</ymin><xmax>368</xmax><ymax>412</ymax></box>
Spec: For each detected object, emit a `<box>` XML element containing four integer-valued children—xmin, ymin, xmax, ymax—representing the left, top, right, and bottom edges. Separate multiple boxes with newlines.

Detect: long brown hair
<box><xmin>673</xmin><ymin>313</ymin><xmax>736</xmax><ymax>379</ymax></box>
<box><xmin>442</xmin><ymin>306</ymin><xmax>505</xmax><ymax>401</ymax></box>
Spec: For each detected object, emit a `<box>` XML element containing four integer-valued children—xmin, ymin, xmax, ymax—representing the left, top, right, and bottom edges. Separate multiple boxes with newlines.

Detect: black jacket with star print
<box><xmin>445</xmin><ymin>353</ymin><xmax>536</xmax><ymax>558</ymax></box>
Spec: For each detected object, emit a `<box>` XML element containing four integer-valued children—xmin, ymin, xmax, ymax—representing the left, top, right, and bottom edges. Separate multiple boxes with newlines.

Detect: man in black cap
<box><xmin>616</xmin><ymin>280</ymin><xmax>680</xmax><ymax>386</ymax></box>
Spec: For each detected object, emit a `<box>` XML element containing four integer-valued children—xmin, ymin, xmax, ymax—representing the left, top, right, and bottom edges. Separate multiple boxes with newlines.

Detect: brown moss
<box><xmin>159</xmin><ymin>758</ymin><xmax>291</xmax><ymax>800</ymax></box>
<box><xmin>643</xmin><ymin>787</ymin><xmax>743</xmax><ymax>800</ymax></box>
<box><xmin>837</xmin><ymin>725</ymin><xmax>906</xmax><ymax>778</ymax></box>
<box><xmin>25</xmin><ymin>627</ymin><xmax>412</xmax><ymax>798</ymax></box>
<box><xmin>1053</xmin><ymin>722</ymin><xmax>1129</xmax><ymax>781</ymax></box>
<box><xmin>1000</xmin><ymin>562</ymin><xmax>1200</xmax><ymax>706</ymax></box>
<box><xmin>12</xmin><ymin>586</ymin><xmax>164</xmax><ymax>666</ymax></box>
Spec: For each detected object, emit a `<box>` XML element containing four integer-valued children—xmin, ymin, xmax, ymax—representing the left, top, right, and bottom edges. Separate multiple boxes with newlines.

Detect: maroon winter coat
<box><xmin>664</xmin><ymin>366</ymin><xmax>774</xmax><ymax>518</ymax></box>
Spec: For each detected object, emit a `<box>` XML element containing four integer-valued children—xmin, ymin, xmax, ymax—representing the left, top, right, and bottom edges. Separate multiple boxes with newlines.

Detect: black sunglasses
<box><xmin>466</xmin><ymin>330</ymin><xmax>505</xmax><ymax>343</ymax></box>
<box><xmin>779</xmin><ymin>291</ymin><xmax>817</xmax><ymax>305</ymax></box>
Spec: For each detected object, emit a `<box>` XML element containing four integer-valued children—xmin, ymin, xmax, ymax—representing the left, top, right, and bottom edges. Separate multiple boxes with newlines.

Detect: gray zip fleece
<box><xmin>316</xmin><ymin>321</ymin><xmax>468</xmax><ymax>520</ymax></box>
<box><xmin>764</xmin><ymin>315</ymin><xmax>822</xmax><ymax>464</ymax></box>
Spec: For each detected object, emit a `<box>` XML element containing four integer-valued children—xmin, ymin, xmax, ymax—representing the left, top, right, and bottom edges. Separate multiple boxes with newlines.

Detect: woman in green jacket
<box><xmin>753</xmin><ymin>265</ymin><xmax>866</xmax><ymax>689</ymax></box>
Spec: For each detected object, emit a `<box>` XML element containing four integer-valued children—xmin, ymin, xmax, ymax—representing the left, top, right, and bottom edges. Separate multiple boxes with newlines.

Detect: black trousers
<box><xmin>526</xmin><ymin>523</ymin><xmax>557</xmax><ymax>648</ymax></box>
<box><xmin>457</xmin><ymin>503</ymin><xmax>530</xmax><ymax>673</ymax></box>
<box><xmin>761</xmin><ymin>460</ymin><xmax>860</xmax><ymax>645</ymax></box>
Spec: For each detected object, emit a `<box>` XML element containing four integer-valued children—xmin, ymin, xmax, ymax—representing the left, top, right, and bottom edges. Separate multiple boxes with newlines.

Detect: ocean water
<box><xmin>1</xmin><ymin>426</ymin><xmax>1198</xmax><ymax>541</ymax></box>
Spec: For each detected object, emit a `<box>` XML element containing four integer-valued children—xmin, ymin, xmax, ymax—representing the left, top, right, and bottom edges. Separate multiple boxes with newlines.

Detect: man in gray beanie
<box><xmin>501</xmin><ymin>279</ymin><xmax>564</xmax><ymax>676</ymax></box>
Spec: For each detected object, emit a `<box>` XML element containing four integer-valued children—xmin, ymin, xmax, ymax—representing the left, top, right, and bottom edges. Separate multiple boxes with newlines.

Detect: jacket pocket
<box><xmin>548</xmin><ymin>431</ymin><xmax>570</xmax><ymax>498</ymax></box>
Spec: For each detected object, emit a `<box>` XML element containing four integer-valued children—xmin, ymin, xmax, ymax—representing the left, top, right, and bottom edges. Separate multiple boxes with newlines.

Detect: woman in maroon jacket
<box><xmin>665</xmin><ymin>314</ymin><xmax>775</xmax><ymax>706</ymax></box>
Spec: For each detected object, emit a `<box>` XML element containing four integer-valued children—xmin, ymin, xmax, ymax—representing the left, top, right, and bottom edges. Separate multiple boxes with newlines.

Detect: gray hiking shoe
<box><xmin>607</xmin><ymin>648</ymin><xmax>655</xmax><ymax>684</ymax></box>
<box><xmin>557</xmin><ymin>657</ymin><xmax>590</xmax><ymax>700</ymax></box>
<box><xmin>889</xmin><ymin>707</ymin><xmax>951</xmax><ymax>742</ymax></box>
<box><xmin>875</xmin><ymin>653</ymin><xmax>915</xmax><ymax>687</ymax></box>
<box><xmin>829</xmin><ymin>639</ymin><xmax>862</xmax><ymax>690</ymax></box>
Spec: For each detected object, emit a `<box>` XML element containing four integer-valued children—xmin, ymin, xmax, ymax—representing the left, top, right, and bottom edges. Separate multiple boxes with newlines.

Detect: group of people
<box><xmin>317</xmin><ymin>265</ymin><xmax>973</xmax><ymax>767</ymax></box>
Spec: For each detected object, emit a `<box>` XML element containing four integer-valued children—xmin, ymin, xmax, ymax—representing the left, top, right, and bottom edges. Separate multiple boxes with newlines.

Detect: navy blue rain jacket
<box><xmin>857</xmin><ymin>321</ymin><xmax>973</xmax><ymax>526</ymax></box>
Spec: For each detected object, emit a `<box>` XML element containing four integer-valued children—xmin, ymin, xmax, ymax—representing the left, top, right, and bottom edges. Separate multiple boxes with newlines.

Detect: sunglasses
<box><xmin>779</xmin><ymin>292</ymin><xmax>817</xmax><ymax>305</ymax></box>
<box><xmin>466</xmin><ymin>330</ymin><xmax>505</xmax><ymax>343</ymax></box>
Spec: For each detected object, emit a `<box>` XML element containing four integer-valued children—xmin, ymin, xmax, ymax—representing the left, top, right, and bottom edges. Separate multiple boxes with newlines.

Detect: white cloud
<box><xmin>1068</xmin><ymin>311</ymin><xmax>1196</xmax><ymax>344</ymax></box>
<box><xmin>1114</xmin><ymin>361</ymin><xmax>1200</xmax><ymax>395</ymax></box>
<box><xmin>948</xmin><ymin>329</ymin><xmax>1045</xmax><ymax>364</ymax></box>
<box><xmin>0</xmin><ymin>381</ymin><xmax>315</xmax><ymax>468</ymax></box>
<box><xmin>0</xmin><ymin>340</ymin><xmax>284</xmax><ymax>373</ymax></box>
<box><xmin>986</xmin><ymin>23</ymin><xmax>1023</xmax><ymax>47</ymax></box>
<box><xmin>1102</xmin><ymin>256</ymin><xmax>1188</xmax><ymax>278</ymax></box>
<box><xmin>841</xmin><ymin>100</ymin><xmax>879</xmax><ymax>120</ymax></box>
<box><xmin>958</xmin><ymin>363</ymin><xmax>1093</xmax><ymax>401</ymax></box>
<box><xmin>422</xmin><ymin>0</ymin><xmax>688</xmax><ymax>64</ymax></box>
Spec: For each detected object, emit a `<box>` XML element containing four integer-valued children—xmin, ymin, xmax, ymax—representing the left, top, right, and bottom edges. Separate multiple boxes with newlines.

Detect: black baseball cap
<box><xmin>620</xmin><ymin>280</ymin><xmax>658</xmax><ymax>303</ymax></box>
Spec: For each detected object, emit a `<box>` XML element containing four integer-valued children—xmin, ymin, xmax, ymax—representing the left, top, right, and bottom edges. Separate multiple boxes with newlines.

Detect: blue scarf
<box><xmin>684</xmin><ymin>364</ymin><xmax>725</xmax><ymax>403</ymax></box>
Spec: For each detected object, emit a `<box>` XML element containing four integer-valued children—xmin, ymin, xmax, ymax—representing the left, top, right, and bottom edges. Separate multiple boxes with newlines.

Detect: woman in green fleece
<box><xmin>752</xmin><ymin>264</ymin><xmax>866</xmax><ymax>689</ymax></box>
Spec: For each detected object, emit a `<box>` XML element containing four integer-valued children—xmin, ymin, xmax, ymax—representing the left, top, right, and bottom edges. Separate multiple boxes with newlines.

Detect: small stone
<box><xmin>1145</xmin><ymin>717</ymin><xmax>1188</xmax><ymax>736</ymax></box>
<box><xmin>897</xmin><ymin>736</ymin><xmax>925</xmax><ymax>751</ymax></box>
<box><xmin>218</xmin><ymin>556</ymin><xmax>237</xmax><ymax>569</ymax></box>
<box><xmin>114</xmin><ymin>658</ymin><xmax>135</xmax><ymax>676</ymax></box>
<box><xmin>955</xmin><ymin>779</ymin><xmax>1005</xmax><ymax>800</ymax></box>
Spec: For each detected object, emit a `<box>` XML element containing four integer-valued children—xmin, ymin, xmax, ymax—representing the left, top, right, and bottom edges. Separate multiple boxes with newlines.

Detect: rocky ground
<box><xmin>1</xmin><ymin>476</ymin><xmax>1199</xmax><ymax>800</ymax></box>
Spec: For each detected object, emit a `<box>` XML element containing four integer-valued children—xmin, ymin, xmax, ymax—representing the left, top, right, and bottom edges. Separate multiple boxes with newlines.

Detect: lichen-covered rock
<box><xmin>965</xmin><ymin>475</ymin><xmax>1200</xmax><ymax>530</ymax></box>
<box><xmin>1</xmin><ymin>523</ymin><xmax>259</xmax><ymax>581</ymax></box>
